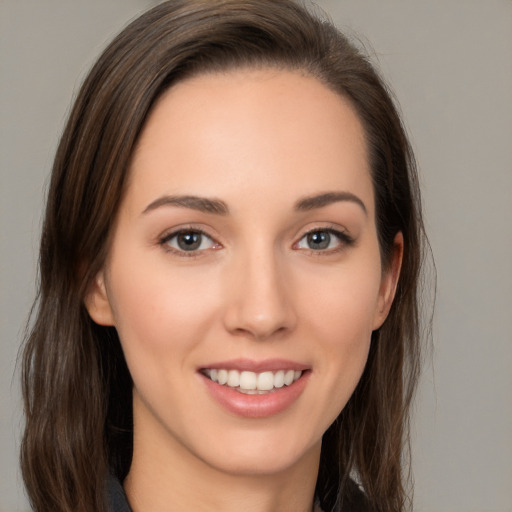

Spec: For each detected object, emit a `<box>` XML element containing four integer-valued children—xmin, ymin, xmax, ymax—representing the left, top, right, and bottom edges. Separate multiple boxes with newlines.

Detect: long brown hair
<box><xmin>21</xmin><ymin>1</ymin><xmax>427</xmax><ymax>511</ymax></box>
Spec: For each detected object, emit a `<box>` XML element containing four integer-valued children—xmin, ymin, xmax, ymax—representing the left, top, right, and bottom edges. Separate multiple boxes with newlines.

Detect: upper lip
<box><xmin>199</xmin><ymin>358</ymin><xmax>309</xmax><ymax>373</ymax></box>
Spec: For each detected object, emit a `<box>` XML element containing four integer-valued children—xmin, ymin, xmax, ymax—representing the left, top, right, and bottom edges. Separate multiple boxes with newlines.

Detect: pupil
<box><xmin>308</xmin><ymin>231</ymin><xmax>330</xmax><ymax>250</ymax></box>
<box><xmin>178</xmin><ymin>232</ymin><xmax>201</xmax><ymax>251</ymax></box>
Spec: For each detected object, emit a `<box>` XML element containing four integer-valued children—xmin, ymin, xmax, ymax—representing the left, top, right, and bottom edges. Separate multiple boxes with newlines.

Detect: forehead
<box><xmin>127</xmin><ymin>68</ymin><xmax>373</xmax><ymax>215</ymax></box>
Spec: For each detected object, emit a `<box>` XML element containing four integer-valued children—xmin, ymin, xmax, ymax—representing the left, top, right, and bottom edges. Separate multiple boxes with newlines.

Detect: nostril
<box><xmin>229</xmin><ymin>320</ymin><xmax>292</xmax><ymax>341</ymax></box>
<box><xmin>222</xmin><ymin>259</ymin><xmax>298</xmax><ymax>338</ymax></box>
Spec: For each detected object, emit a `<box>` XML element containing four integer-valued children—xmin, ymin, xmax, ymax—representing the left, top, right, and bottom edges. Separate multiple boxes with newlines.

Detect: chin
<box><xmin>193</xmin><ymin>429</ymin><xmax>322</xmax><ymax>478</ymax></box>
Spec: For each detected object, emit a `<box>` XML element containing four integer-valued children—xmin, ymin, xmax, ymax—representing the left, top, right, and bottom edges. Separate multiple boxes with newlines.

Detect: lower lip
<box><xmin>201</xmin><ymin>372</ymin><xmax>310</xmax><ymax>418</ymax></box>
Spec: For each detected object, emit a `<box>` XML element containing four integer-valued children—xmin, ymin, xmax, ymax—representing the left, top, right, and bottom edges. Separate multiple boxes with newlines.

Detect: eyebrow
<box><xmin>142</xmin><ymin>191</ymin><xmax>367</xmax><ymax>216</ymax></box>
<box><xmin>142</xmin><ymin>195</ymin><xmax>229</xmax><ymax>215</ymax></box>
<box><xmin>294</xmin><ymin>191</ymin><xmax>367</xmax><ymax>215</ymax></box>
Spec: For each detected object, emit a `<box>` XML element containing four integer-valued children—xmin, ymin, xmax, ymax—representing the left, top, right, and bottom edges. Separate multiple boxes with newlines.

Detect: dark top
<box><xmin>107</xmin><ymin>474</ymin><xmax>132</xmax><ymax>512</ymax></box>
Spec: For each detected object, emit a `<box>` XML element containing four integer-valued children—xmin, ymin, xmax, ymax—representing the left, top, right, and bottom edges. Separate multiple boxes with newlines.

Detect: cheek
<box><xmin>106</xmin><ymin>255</ymin><xmax>222</xmax><ymax>363</ymax></box>
<box><xmin>313</xmin><ymin>284</ymin><xmax>374</xmax><ymax>384</ymax></box>
<box><xmin>302</xmin><ymin>256</ymin><xmax>382</xmax><ymax>346</ymax></box>
<box><xmin>298</xmin><ymin>258</ymin><xmax>381</xmax><ymax>415</ymax></box>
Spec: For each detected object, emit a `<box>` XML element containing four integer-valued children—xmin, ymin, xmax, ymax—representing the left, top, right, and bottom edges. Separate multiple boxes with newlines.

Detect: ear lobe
<box><xmin>84</xmin><ymin>271</ymin><xmax>115</xmax><ymax>326</ymax></box>
<box><xmin>373</xmin><ymin>232</ymin><xmax>404</xmax><ymax>330</ymax></box>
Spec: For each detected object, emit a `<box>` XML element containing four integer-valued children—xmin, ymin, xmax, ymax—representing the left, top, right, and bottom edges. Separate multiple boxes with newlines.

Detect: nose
<box><xmin>222</xmin><ymin>247</ymin><xmax>297</xmax><ymax>341</ymax></box>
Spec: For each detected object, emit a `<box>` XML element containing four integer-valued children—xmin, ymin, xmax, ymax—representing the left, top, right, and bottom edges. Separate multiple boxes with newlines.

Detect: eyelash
<box><xmin>295</xmin><ymin>227</ymin><xmax>355</xmax><ymax>255</ymax></box>
<box><xmin>159</xmin><ymin>227</ymin><xmax>219</xmax><ymax>257</ymax></box>
<box><xmin>158</xmin><ymin>226</ymin><xmax>354</xmax><ymax>257</ymax></box>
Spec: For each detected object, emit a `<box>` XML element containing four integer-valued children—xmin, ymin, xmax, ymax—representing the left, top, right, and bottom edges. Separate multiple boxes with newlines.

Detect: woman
<box><xmin>21</xmin><ymin>1</ymin><xmax>426</xmax><ymax>511</ymax></box>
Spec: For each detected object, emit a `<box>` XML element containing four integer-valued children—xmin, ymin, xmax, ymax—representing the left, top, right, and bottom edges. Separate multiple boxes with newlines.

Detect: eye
<box><xmin>295</xmin><ymin>228</ymin><xmax>353</xmax><ymax>252</ymax></box>
<box><xmin>161</xmin><ymin>229</ymin><xmax>219</xmax><ymax>254</ymax></box>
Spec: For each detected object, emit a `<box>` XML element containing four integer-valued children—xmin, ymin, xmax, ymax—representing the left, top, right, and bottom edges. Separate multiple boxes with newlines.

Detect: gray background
<box><xmin>1</xmin><ymin>1</ymin><xmax>511</xmax><ymax>511</ymax></box>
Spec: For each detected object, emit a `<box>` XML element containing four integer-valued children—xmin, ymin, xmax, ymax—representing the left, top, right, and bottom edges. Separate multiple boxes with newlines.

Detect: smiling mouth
<box><xmin>201</xmin><ymin>369</ymin><xmax>303</xmax><ymax>394</ymax></box>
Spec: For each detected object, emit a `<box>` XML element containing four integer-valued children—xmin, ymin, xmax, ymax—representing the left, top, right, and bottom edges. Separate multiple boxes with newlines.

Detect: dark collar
<box><xmin>107</xmin><ymin>474</ymin><xmax>132</xmax><ymax>512</ymax></box>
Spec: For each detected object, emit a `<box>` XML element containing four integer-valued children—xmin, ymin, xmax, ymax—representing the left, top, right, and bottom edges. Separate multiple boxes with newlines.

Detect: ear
<box><xmin>84</xmin><ymin>270</ymin><xmax>115</xmax><ymax>326</ymax></box>
<box><xmin>373</xmin><ymin>232</ymin><xmax>404</xmax><ymax>330</ymax></box>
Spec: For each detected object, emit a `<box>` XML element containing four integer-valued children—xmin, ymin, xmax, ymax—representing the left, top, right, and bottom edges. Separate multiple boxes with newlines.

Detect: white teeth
<box><xmin>257</xmin><ymin>371</ymin><xmax>274</xmax><ymax>391</ymax></box>
<box><xmin>217</xmin><ymin>369</ymin><xmax>228</xmax><ymax>385</ymax></box>
<box><xmin>239</xmin><ymin>371</ymin><xmax>257</xmax><ymax>390</ymax></box>
<box><xmin>204</xmin><ymin>368</ymin><xmax>303</xmax><ymax>392</ymax></box>
<box><xmin>284</xmin><ymin>369</ymin><xmax>295</xmax><ymax>386</ymax></box>
<box><xmin>227</xmin><ymin>370</ymin><xmax>240</xmax><ymax>387</ymax></box>
<box><xmin>274</xmin><ymin>370</ymin><xmax>285</xmax><ymax>388</ymax></box>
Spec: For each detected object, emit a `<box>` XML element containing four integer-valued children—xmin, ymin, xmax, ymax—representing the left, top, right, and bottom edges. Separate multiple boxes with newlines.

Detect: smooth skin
<box><xmin>86</xmin><ymin>68</ymin><xmax>403</xmax><ymax>512</ymax></box>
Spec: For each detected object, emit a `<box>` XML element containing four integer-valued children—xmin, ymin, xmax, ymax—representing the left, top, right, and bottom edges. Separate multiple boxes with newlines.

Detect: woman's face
<box><xmin>87</xmin><ymin>68</ymin><xmax>401</xmax><ymax>478</ymax></box>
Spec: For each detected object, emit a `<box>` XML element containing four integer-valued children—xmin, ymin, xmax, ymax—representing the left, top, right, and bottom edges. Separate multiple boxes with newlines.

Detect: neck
<box><xmin>125</xmin><ymin>461</ymin><xmax>319</xmax><ymax>512</ymax></box>
<box><xmin>124</xmin><ymin>397</ymin><xmax>321</xmax><ymax>512</ymax></box>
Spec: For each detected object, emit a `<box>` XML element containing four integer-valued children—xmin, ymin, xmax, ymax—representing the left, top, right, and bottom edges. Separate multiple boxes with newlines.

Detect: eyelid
<box><xmin>159</xmin><ymin>226</ymin><xmax>222</xmax><ymax>256</ymax></box>
<box><xmin>157</xmin><ymin>223</ymin><xmax>354</xmax><ymax>256</ymax></box>
<box><xmin>293</xmin><ymin>225</ymin><xmax>355</xmax><ymax>252</ymax></box>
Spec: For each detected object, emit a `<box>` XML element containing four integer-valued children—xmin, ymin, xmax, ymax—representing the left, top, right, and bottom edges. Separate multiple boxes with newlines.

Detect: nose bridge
<box><xmin>223</xmin><ymin>238</ymin><xmax>296</xmax><ymax>340</ymax></box>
